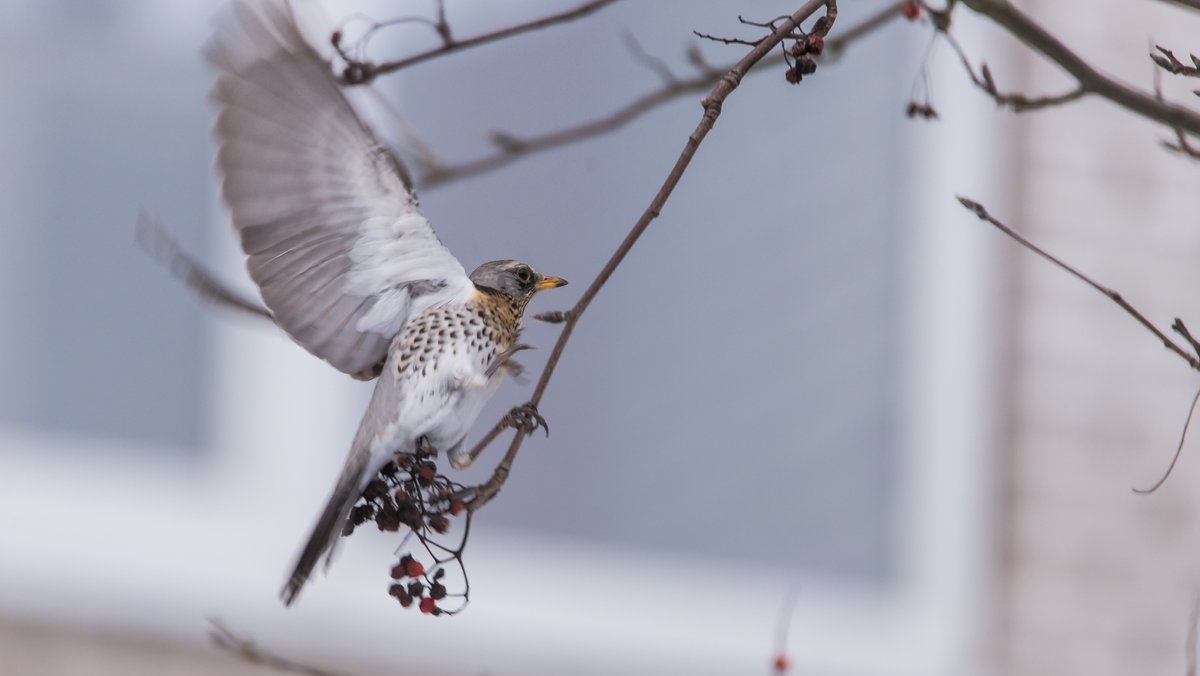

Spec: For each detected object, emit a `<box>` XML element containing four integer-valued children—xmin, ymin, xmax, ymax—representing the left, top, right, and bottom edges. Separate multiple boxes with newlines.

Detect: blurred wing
<box><xmin>207</xmin><ymin>0</ymin><xmax>471</xmax><ymax>379</ymax></box>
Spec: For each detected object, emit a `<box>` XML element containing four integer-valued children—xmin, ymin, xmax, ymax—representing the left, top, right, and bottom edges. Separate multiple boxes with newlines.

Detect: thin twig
<box><xmin>461</xmin><ymin>0</ymin><xmax>839</xmax><ymax>510</ymax></box>
<box><xmin>1158</xmin><ymin>0</ymin><xmax>1200</xmax><ymax>12</ymax></box>
<box><xmin>1175</xmin><ymin>319</ymin><xmax>1200</xmax><ymax>359</ymax></box>
<box><xmin>1188</xmin><ymin>591</ymin><xmax>1199</xmax><ymax>676</ymax></box>
<box><xmin>1132</xmin><ymin>387</ymin><xmax>1200</xmax><ymax>494</ymax></box>
<box><xmin>419</xmin><ymin>1</ymin><xmax>900</xmax><ymax>187</ymax></box>
<box><xmin>1154</xmin><ymin>65</ymin><xmax>1200</xmax><ymax>160</ymax></box>
<box><xmin>771</xmin><ymin>585</ymin><xmax>802</xmax><ymax>673</ymax></box>
<box><xmin>1152</xmin><ymin>46</ymin><xmax>1200</xmax><ymax>78</ymax></box>
<box><xmin>621</xmin><ymin>32</ymin><xmax>678</xmax><ymax>85</ymax></box>
<box><xmin>209</xmin><ymin>619</ymin><xmax>354</xmax><ymax>676</ymax></box>
<box><xmin>957</xmin><ymin>197</ymin><xmax>1200</xmax><ymax>494</ymax></box>
<box><xmin>958</xmin><ymin>0</ymin><xmax>1200</xmax><ymax>135</ymax></box>
<box><xmin>136</xmin><ymin>212</ymin><xmax>272</xmax><ymax>321</ymax></box>
<box><xmin>338</xmin><ymin>0</ymin><xmax>622</xmax><ymax>85</ymax></box>
<box><xmin>943</xmin><ymin>31</ymin><xmax>1085</xmax><ymax>111</ymax></box>
<box><xmin>956</xmin><ymin>197</ymin><xmax>1200</xmax><ymax>370</ymax></box>
<box><xmin>692</xmin><ymin>31</ymin><xmax>761</xmax><ymax>47</ymax></box>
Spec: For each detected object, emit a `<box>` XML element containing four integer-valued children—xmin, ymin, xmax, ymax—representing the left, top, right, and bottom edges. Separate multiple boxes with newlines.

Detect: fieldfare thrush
<box><xmin>206</xmin><ymin>0</ymin><xmax>567</xmax><ymax>605</ymax></box>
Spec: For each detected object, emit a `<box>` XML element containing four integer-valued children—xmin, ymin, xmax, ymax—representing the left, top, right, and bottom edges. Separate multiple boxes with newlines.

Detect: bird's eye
<box><xmin>516</xmin><ymin>267</ymin><xmax>533</xmax><ymax>284</ymax></box>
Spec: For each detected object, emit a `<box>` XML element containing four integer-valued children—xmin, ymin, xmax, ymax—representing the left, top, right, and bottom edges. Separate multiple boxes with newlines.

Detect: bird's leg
<box><xmin>454</xmin><ymin>402</ymin><xmax>549</xmax><ymax>470</ymax></box>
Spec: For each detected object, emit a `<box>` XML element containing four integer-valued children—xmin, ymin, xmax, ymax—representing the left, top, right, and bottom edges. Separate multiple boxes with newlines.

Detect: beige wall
<box><xmin>996</xmin><ymin>1</ymin><xmax>1200</xmax><ymax>674</ymax></box>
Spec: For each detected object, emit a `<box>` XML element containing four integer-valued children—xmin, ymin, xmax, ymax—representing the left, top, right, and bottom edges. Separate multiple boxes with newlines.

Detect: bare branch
<box><xmin>459</xmin><ymin>0</ymin><xmax>839</xmax><ymax>509</ymax></box>
<box><xmin>1158</xmin><ymin>0</ymin><xmax>1200</xmax><ymax>13</ymax></box>
<box><xmin>958</xmin><ymin>197</ymin><xmax>1200</xmax><ymax>494</ymax></box>
<box><xmin>1152</xmin><ymin>46</ymin><xmax>1200</xmax><ymax>77</ymax></box>
<box><xmin>136</xmin><ymin>212</ymin><xmax>272</xmax><ymax>321</ymax></box>
<box><xmin>418</xmin><ymin>1</ymin><xmax>901</xmax><ymax>188</ymax></box>
<box><xmin>771</xmin><ymin>585</ymin><xmax>802</xmax><ymax>674</ymax></box>
<box><xmin>338</xmin><ymin>0</ymin><xmax>622</xmax><ymax>85</ymax></box>
<box><xmin>958</xmin><ymin>0</ymin><xmax>1200</xmax><ymax>135</ymax></box>
<box><xmin>1153</xmin><ymin>66</ymin><xmax>1200</xmax><ymax>160</ymax></box>
<box><xmin>1175</xmin><ymin>319</ymin><xmax>1200</xmax><ymax>359</ymax></box>
<box><xmin>943</xmin><ymin>31</ymin><xmax>1085</xmax><ymax>111</ymax></box>
<box><xmin>621</xmin><ymin>32</ymin><xmax>679</xmax><ymax>84</ymax></box>
<box><xmin>692</xmin><ymin>31</ymin><xmax>762</xmax><ymax>47</ymax></box>
<box><xmin>956</xmin><ymin>196</ymin><xmax>1200</xmax><ymax>370</ymax></box>
<box><xmin>1132</xmin><ymin>387</ymin><xmax>1200</xmax><ymax>494</ymax></box>
<box><xmin>209</xmin><ymin>619</ymin><xmax>354</xmax><ymax>676</ymax></box>
<box><xmin>1189</xmin><ymin>592</ymin><xmax>1199</xmax><ymax>676</ymax></box>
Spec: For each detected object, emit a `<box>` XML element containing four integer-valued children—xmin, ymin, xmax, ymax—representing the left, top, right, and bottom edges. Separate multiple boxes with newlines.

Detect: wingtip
<box><xmin>280</xmin><ymin>577</ymin><xmax>303</xmax><ymax>607</ymax></box>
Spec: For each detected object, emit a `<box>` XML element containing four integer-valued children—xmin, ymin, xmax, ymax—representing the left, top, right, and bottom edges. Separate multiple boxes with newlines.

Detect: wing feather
<box><xmin>208</xmin><ymin>0</ymin><xmax>471</xmax><ymax>378</ymax></box>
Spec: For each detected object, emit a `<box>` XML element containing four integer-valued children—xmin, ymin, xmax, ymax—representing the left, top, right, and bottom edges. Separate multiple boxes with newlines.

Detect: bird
<box><xmin>205</xmin><ymin>0</ymin><xmax>567</xmax><ymax>606</ymax></box>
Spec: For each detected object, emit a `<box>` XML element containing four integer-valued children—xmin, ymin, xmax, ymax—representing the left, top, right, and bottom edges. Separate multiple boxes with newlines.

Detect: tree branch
<box><xmin>459</xmin><ymin>0</ymin><xmax>839</xmax><ymax>509</ymax></box>
<box><xmin>1158</xmin><ymin>0</ymin><xmax>1200</xmax><ymax>12</ymax></box>
<box><xmin>957</xmin><ymin>197</ymin><xmax>1200</xmax><ymax>494</ymax></box>
<box><xmin>209</xmin><ymin>619</ymin><xmax>354</xmax><ymax>676</ymax></box>
<box><xmin>956</xmin><ymin>196</ymin><xmax>1200</xmax><ymax>370</ymax></box>
<box><xmin>418</xmin><ymin>1</ymin><xmax>899</xmax><ymax>188</ymax></box>
<box><xmin>958</xmin><ymin>0</ymin><xmax>1200</xmax><ymax>135</ymax></box>
<box><xmin>136</xmin><ymin>212</ymin><xmax>271</xmax><ymax>321</ymax></box>
<box><xmin>337</xmin><ymin>0</ymin><xmax>622</xmax><ymax>85</ymax></box>
<box><xmin>1132</xmin><ymin>386</ymin><xmax>1200</xmax><ymax>494</ymax></box>
<box><xmin>942</xmin><ymin>30</ymin><xmax>1086</xmax><ymax>112</ymax></box>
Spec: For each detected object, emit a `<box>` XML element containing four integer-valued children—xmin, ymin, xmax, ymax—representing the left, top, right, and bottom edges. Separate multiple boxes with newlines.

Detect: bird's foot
<box><xmin>504</xmin><ymin>402</ymin><xmax>549</xmax><ymax>437</ymax></box>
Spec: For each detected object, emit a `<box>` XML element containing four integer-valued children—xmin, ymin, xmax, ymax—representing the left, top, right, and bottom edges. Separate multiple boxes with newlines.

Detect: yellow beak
<box><xmin>535</xmin><ymin>276</ymin><xmax>568</xmax><ymax>290</ymax></box>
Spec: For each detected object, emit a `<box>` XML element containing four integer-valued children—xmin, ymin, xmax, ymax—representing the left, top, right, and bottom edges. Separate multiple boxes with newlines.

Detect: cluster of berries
<box><xmin>785</xmin><ymin>33</ymin><xmax>824</xmax><ymax>84</ymax></box>
<box><xmin>342</xmin><ymin>446</ymin><xmax>471</xmax><ymax>615</ymax></box>
<box><xmin>388</xmin><ymin>554</ymin><xmax>451</xmax><ymax>615</ymax></box>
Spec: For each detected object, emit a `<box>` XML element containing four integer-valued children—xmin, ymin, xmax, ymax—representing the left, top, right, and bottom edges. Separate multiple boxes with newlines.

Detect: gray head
<box><xmin>469</xmin><ymin>260</ymin><xmax>567</xmax><ymax>304</ymax></box>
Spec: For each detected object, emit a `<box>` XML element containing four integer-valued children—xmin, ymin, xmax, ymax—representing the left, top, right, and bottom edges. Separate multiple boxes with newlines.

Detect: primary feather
<box><xmin>208</xmin><ymin>0</ymin><xmax>471</xmax><ymax>380</ymax></box>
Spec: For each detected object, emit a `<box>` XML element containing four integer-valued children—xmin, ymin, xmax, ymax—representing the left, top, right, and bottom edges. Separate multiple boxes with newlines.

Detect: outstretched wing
<box><xmin>207</xmin><ymin>0</ymin><xmax>471</xmax><ymax>379</ymax></box>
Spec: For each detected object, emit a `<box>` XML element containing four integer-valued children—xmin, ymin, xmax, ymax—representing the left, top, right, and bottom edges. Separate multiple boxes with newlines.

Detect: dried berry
<box><xmin>417</xmin><ymin>467</ymin><xmax>435</xmax><ymax>486</ymax></box>
<box><xmin>430</xmin><ymin>582</ymin><xmax>447</xmax><ymax>600</ymax></box>
<box><xmin>419</xmin><ymin>597</ymin><xmax>436</xmax><ymax>614</ymax></box>
<box><xmin>449</xmin><ymin>499</ymin><xmax>465</xmax><ymax>516</ymax></box>
<box><xmin>806</xmin><ymin>34</ymin><xmax>824</xmax><ymax>55</ymax></box>
<box><xmin>375</xmin><ymin>510</ymin><xmax>401</xmax><ymax>532</ymax></box>
<box><xmin>428</xmin><ymin>515</ymin><xmax>450</xmax><ymax>534</ymax></box>
<box><xmin>773</xmin><ymin>653</ymin><xmax>791</xmax><ymax>673</ymax></box>
<box><xmin>796</xmin><ymin>56</ymin><xmax>817</xmax><ymax>76</ymax></box>
<box><xmin>389</xmin><ymin>584</ymin><xmax>413</xmax><ymax>607</ymax></box>
<box><xmin>363</xmin><ymin>479</ymin><xmax>387</xmax><ymax>501</ymax></box>
<box><xmin>901</xmin><ymin>1</ymin><xmax>921</xmax><ymax>21</ymax></box>
<box><xmin>785</xmin><ymin>68</ymin><xmax>800</xmax><ymax>84</ymax></box>
<box><xmin>405</xmin><ymin>557</ymin><xmax>425</xmax><ymax>578</ymax></box>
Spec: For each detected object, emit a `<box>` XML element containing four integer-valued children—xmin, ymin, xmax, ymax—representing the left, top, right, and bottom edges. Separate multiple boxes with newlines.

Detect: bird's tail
<box><xmin>280</xmin><ymin>444</ymin><xmax>373</xmax><ymax>606</ymax></box>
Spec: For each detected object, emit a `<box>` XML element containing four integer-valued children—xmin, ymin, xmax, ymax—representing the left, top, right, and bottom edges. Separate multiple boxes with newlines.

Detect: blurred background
<box><xmin>1</xmin><ymin>0</ymin><xmax>1198</xmax><ymax>674</ymax></box>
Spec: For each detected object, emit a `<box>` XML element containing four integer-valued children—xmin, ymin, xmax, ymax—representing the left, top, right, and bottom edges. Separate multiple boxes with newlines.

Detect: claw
<box><xmin>505</xmin><ymin>403</ymin><xmax>549</xmax><ymax>437</ymax></box>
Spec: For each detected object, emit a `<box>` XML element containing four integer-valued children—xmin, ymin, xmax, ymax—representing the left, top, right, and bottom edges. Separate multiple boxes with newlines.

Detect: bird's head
<box><xmin>469</xmin><ymin>260</ymin><xmax>567</xmax><ymax>308</ymax></box>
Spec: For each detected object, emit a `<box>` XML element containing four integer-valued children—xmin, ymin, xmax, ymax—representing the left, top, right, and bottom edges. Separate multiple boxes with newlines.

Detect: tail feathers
<box><xmin>280</xmin><ymin>447</ymin><xmax>373</xmax><ymax>606</ymax></box>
